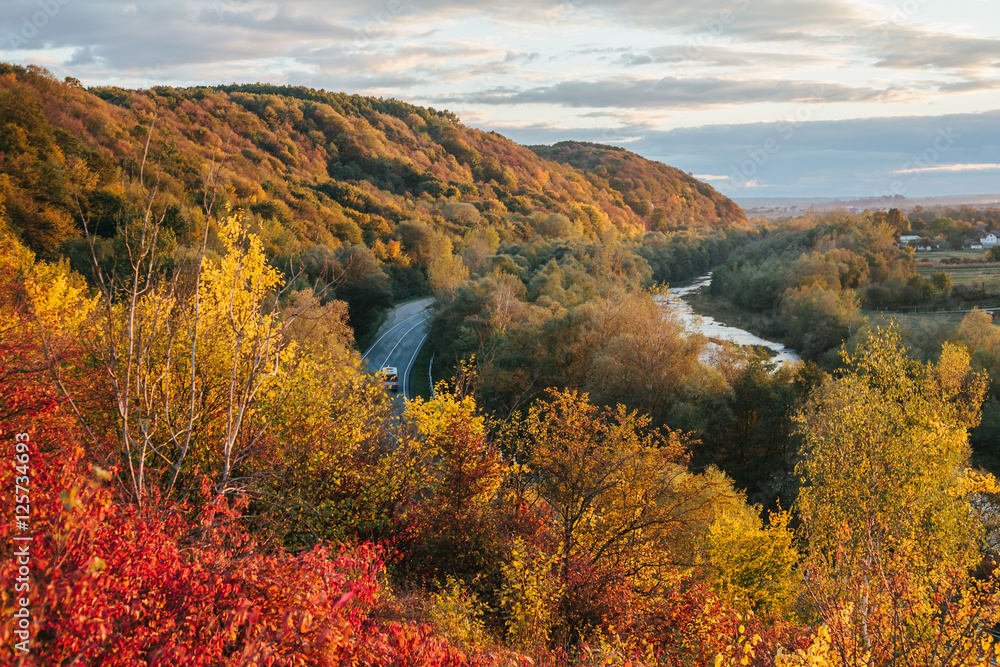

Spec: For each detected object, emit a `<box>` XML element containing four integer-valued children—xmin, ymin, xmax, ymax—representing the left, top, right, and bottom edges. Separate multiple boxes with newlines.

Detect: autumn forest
<box><xmin>4</xmin><ymin>62</ymin><xmax>1000</xmax><ymax>666</ymax></box>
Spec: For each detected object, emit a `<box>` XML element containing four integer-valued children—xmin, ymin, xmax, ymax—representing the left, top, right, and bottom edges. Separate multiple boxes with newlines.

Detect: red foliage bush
<box><xmin>0</xmin><ymin>385</ymin><xmax>504</xmax><ymax>666</ymax></box>
<box><xmin>0</xmin><ymin>432</ymin><xmax>376</xmax><ymax>665</ymax></box>
<box><xmin>559</xmin><ymin>556</ymin><xmax>636</xmax><ymax>643</ymax></box>
<box><xmin>622</xmin><ymin>577</ymin><xmax>812</xmax><ymax>667</ymax></box>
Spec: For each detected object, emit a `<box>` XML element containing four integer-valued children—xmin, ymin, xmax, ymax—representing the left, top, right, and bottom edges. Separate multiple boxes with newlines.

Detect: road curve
<box><xmin>362</xmin><ymin>297</ymin><xmax>434</xmax><ymax>400</ymax></box>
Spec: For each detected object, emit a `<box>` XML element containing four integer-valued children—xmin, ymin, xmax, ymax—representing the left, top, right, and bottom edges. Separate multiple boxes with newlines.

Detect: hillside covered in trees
<box><xmin>4</xmin><ymin>62</ymin><xmax>1000</xmax><ymax>667</ymax></box>
<box><xmin>0</xmin><ymin>63</ymin><xmax>746</xmax><ymax>341</ymax></box>
<box><xmin>530</xmin><ymin>141</ymin><xmax>744</xmax><ymax>230</ymax></box>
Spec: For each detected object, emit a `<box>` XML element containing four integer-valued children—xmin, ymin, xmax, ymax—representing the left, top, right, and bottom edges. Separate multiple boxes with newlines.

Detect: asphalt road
<box><xmin>361</xmin><ymin>297</ymin><xmax>434</xmax><ymax>400</ymax></box>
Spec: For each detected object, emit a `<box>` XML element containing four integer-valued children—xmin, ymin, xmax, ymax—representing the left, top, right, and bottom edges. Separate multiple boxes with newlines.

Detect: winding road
<box><xmin>361</xmin><ymin>297</ymin><xmax>434</xmax><ymax>400</ymax></box>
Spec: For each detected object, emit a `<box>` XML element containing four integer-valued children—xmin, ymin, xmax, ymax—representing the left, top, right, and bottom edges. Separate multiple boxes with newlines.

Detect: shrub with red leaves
<box><xmin>623</xmin><ymin>577</ymin><xmax>812</xmax><ymax>667</ymax></box>
<box><xmin>0</xmin><ymin>375</ymin><xmax>510</xmax><ymax>666</ymax></box>
<box><xmin>0</xmin><ymin>430</ymin><xmax>381</xmax><ymax>666</ymax></box>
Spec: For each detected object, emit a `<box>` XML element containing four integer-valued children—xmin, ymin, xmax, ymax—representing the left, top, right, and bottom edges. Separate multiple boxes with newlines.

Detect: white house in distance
<box><xmin>899</xmin><ymin>234</ymin><xmax>937</xmax><ymax>251</ymax></box>
<box><xmin>981</xmin><ymin>232</ymin><xmax>999</xmax><ymax>249</ymax></box>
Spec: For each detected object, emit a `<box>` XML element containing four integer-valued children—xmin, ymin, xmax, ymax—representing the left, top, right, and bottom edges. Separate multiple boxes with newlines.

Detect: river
<box><xmin>657</xmin><ymin>274</ymin><xmax>802</xmax><ymax>364</ymax></box>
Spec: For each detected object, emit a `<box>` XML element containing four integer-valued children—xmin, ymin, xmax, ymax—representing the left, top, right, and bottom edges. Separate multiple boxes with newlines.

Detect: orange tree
<box><xmin>499</xmin><ymin>388</ymin><xmax>761</xmax><ymax>644</ymax></box>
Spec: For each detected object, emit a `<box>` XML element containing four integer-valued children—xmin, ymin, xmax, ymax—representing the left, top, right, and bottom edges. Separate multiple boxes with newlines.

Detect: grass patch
<box><xmin>411</xmin><ymin>343</ymin><xmax>434</xmax><ymax>400</ymax></box>
<box><xmin>915</xmin><ymin>249</ymin><xmax>987</xmax><ymax>264</ymax></box>
<box><xmin>861</xmin><ymin>310</ymin><xmax>971</xmax><ymax>325</ymax></box>
<box><xmin>412</xmin><ymin>346</ymin><xmax>456</xmax><ymax>399</ymax></box>
<box><xmin>916</xmin><ymin>264</ymin><xmax>1000</xmax><ymax>289</ymax></box>
<box><xmin>863</xmin><ymin>292</ymin><xmax>1000</xmax><ymax>318</ymax></box>
<box><xmin>688</xmin><ymin>283</ymin><xmax>998</xmax><ymax>339</ymax></box>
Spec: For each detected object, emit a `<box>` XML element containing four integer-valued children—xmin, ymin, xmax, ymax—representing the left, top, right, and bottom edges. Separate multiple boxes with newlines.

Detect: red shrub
<box><xmin>623</xmin><ymin>577</ymin><xmax>812</xmax><ymax>667</ymax></box>
<box><xmin>0</xmin><ymin>437</ymin><xmax>383</xmax><ymax>665</ymax></box>
<box><xmin>0</xmin><ymin>402</ymin><xmax>499</xmax><ymax>666</ymax></box>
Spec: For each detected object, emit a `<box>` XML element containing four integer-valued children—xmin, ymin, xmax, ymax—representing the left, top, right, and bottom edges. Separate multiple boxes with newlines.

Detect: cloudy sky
<box><xmin>4</xmin><ymin>0</ymin><xmax>1000</xmax><ymax>198</ymax></box>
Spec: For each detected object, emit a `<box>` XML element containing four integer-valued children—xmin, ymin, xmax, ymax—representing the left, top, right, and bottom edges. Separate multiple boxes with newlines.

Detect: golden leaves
<box><xmin>706</xmin><ymin>505</ymin><xmax>799</xmax><ymax>615</ymax></box>
<box><xmin>796</xmin><ymin>324</ymin><xmax>986</xmax><ymax>571</ymax></box>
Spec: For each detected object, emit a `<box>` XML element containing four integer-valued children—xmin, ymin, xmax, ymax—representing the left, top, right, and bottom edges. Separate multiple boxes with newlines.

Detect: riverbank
<box><xmin>683</xmin><ymin>286</ymin><xmax>785</xmax><ymax>341</ymax></box>
<box><xmin>663</xmin><ymin>275</ymin><xmax>802</xmax><ymax>364</ymax></box>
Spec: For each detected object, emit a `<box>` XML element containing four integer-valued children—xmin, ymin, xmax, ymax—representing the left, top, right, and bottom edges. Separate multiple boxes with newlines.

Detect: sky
<box><xmin>3</xmin><ymin>0</ymin><xmax>1000</xmax><ymax>199</ymax></box>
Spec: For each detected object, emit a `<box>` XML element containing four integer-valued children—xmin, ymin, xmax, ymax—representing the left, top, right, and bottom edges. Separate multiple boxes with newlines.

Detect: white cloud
<box><xmin>893</xmin><ymin>163</ymin><xmax>1000</xmax><ymax>174</ymax></box>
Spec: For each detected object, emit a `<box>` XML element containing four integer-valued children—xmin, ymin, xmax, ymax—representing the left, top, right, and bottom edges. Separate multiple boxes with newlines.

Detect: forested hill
<box><xmin>530</xmin><ymin>141</ymin><xmax>745</xmax><ymax>230</ymax></box>
<box><xmin>0</xmin><ymin>63</ymin><xmax>746</xmax><ymax>264</ymax></box>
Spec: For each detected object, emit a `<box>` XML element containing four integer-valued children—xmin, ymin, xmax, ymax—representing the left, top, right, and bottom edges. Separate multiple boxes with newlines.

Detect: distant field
<box><xmin>916</xmin><ymin>264</ymin><xmax>1000</xmax><ymax>290</ymax></box>
<box><xmin>914</xmin><ymin>249</ymin><xmax>987</xmax><ymax>263</ymax></box>
<box><xmin>862</xmin><ymin>310</ymin><xmax>977</xmax><ymax>325</ymax></box>
<box><xmin>862</xmin><ymin>305</ymin><xmax>1000</xmax><ymax>332</ymax></box>
<box><xmin>914</xmin><ymin>248</ymin><xmax>1000</xmax><ymax>293</ymax></box>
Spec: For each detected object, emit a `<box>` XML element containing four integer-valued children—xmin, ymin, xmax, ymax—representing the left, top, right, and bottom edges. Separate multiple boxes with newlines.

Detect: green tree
<box><xmin>706</xmin><ymin>351</ymin><xmax>801</xmax><ymax>499</ymax></box>
<box><xmin>397</xmin><ymin>220</ymin><xmax>453</xmax><ymax>266</ymax></box>
<box><xmin>781</xmin><ymin>283</ymin><xmax>862</xmax><ymax>358</ymax></box>
<box><xmin>333</xmin><ymin>244</ymin><xmax>393</xmax><ymax>340</ymax></box>
<box><xmin>931</xmin><ymin>270</ymin><xmax>952</xmax><ymax>297</ymax></box>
